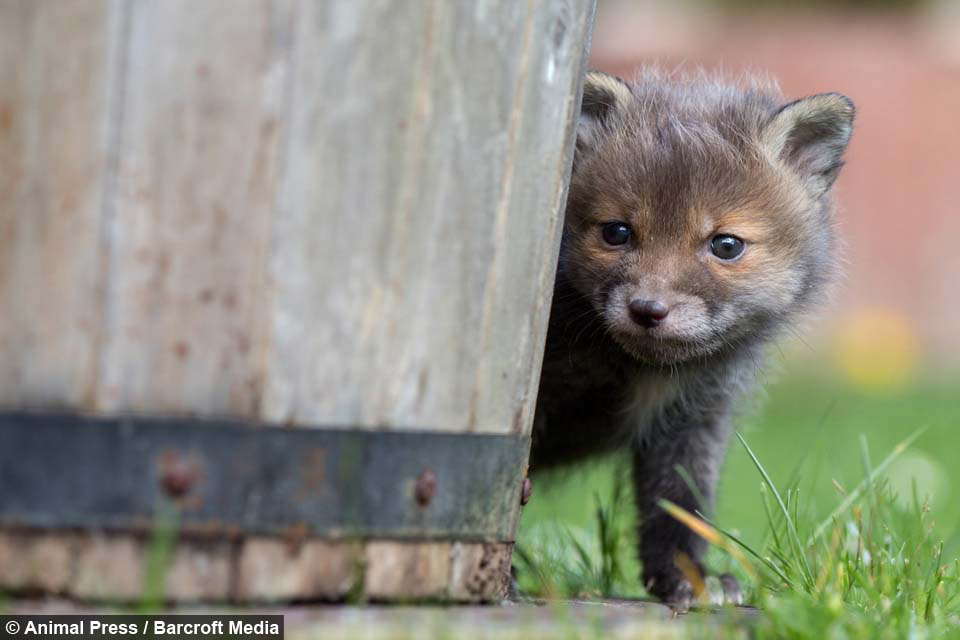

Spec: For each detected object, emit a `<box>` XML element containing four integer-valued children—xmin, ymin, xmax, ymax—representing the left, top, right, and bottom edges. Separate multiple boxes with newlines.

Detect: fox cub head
<box><xmin>562</xmin><ymin>69</ymin><xmax>854</xmax><ymax>366</ymax></box>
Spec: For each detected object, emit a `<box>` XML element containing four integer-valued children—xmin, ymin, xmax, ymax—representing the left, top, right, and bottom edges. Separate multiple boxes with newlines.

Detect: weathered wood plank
<box><xmin>263</xmin><ymin>0</ymin><xmax>595</xmax><ymax>435</ymax></box>
<box><xmin>468</xmin><ymin>0</ymin><xmax>596</xmax><ymax>437</ymax></box>
<box><xmin>70</xmin><ymin>534</ymin><xmax>232</xmax><ymax>602</ymax></box>
<box><xmin>0</xmin><ymin>1</ymin><xmax>119</xmax><ymax>408</ymax></box>
<box><xmin>235</xmin><ymin>538</ymin><xmax>363</xmax><ymax>602</ymax></box>
<box><xmin>0</xmin><ymin>530</ymin><xmax>232</xmax><ymax>602</ymax></box>
<box><xmin>1</xmin><ymin>0</ymin><xmax>593</xmax><ymax>429</ymax></box>
<box><xmin>0</xmin><ymin>530</ymin><xmax>513</xmax><ymax>604</ymax></box>
<box><xmin>96</xmin><ymin>0</ymin><xmax>294</xmax><ymax>417</ymax></box>
<box><xmin>0</xmin><ymin>530</ymin><xmax>79</xmax><ymax>594</ymax></box>
<box><xmin>447</xmin><ymin>541</ymin><xmax>514</xmax><ymax>602</ymax></box>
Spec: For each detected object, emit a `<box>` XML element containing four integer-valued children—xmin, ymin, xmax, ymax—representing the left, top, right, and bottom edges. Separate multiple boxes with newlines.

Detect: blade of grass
<box><xmin>139</xmin><ymin>500</ymin><xmax>179</xmax><ymax>612</ymax></box>
<box><xmin>929</xmin><ymin>564</ymin><xmax>945</xmax><ymax>622</ymax></box>
<box><xmin>567</xmin><ymin>525</ymin><xmax>596</xmax><ymax>588</ymax></box>
<box><xmin>760</xmin><ymin>481</ymin><xmax>785</xmax><ymax>552</ymax></box>
<box><xmin>808</xmin><ymin>426</ymin><xmax>928</xmax><ymax>544</ymax></box>
<box><xmin>736</xmin><ymin>432</ymin><xmax>814</xmax><ymax>588</ymax></box>
<box><xmin>659</xmin><ymin>499</ymin><xmax>757</xmax><ymax>580</ymax></box>
<box><xmin>696</xmin><ymin>509</ymin><xmax>796</xmax><ymax>589</ymax></box>
<box><xmin>859</xmin><ymin>434</ymin><xmax>879</xmax><ymax>517</ymax></box>
<box><xmin>513</xmin><ymin>543</ymin><xmax>555</xmax><ymax>596</ymax></box>
<box><xmin>593</xmin><ymin>490</ymin><xmax>621</xmax><ymax>594</ymax></box>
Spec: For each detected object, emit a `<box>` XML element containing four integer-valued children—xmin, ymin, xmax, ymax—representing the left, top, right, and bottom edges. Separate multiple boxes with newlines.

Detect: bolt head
<box><xmin>158</xmin><ymin>452</ymin><xmax>200</xmax><ymax>498</ymax></box>
<box><xmin>414</xmin><ymin>469</ymin><xmax>436</xmax><ymax>506</ymax></box>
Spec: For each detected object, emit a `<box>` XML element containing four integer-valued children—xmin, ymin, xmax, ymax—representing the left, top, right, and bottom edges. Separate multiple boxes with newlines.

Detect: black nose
<box><xmin>628</xmin><ymin>299</ymin><xmax>670</xmax><ymax>328</ymax></box>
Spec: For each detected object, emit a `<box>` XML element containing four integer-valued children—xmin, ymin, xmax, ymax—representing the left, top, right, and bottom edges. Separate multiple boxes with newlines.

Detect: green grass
<box><xmin>515</xmin><ymin>368</ymin><xmax>960</xmax><ymax>637</ymax></box>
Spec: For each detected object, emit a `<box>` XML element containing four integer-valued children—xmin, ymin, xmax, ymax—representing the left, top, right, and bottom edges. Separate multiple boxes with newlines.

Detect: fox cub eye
<box><xmin>601</xmin><ymin>222</ymin><xmax>632</xmax><ymax>246</ymax></box>
<box><xmin>710</xmin><ymin>234</ymin><xmax>745</xmax><ymax>260</ymax></box>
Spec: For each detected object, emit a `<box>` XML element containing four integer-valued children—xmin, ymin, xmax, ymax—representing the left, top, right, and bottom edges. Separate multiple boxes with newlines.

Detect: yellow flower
<box><xmin>832</xmin><ymin>307</ymin><xmax>920</xmax><ymax>390</ymax></box>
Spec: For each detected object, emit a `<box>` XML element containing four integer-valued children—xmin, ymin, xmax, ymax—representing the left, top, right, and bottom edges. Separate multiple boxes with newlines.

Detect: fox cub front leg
<box><xmin>631</xmin><ymin>414</ymin><xmax>741</xmax><ymax>608</ymax></box>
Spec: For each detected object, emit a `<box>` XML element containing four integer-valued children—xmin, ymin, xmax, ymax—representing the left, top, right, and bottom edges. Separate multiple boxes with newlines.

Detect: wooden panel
<box><xmin>235</xmin><ymin>538</ymin><xmax>362</xmax><ymax>602</ymax></box>
<box><xmin>96</xmin><ymin>0</ymin><xmax>295</xmax><ymax>417</ymax></box>
<box><xmin>0</xmin><ymin>1</ymin><xmax>119</xmax><ymax>408</ymax></box>
<box><xmin>263</xmin><ymin>0</ymin><xmax>594</xmax><ymax>434</ymax></box>
<box><xmin>0</xmin><ymin>0</ymin><xmax>595</xmax><ymax>603</ymax></box>
<box><xmin>0</xmin><ymin>0</ymin><xmax>593</xmax><ymax>429</ymax></box>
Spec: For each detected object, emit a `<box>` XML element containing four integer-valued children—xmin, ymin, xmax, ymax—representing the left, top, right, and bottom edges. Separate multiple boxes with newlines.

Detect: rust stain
<box><xmin>234</xmin><ymin>331</ymin><xmax>252</xmax><ymax>355</ymax></box>
<box><xmin>175</xmin><ymin>520</ymin><xmax>245</xmax><ymax>542</ymax></box>
<box><xmin>209</xmin><ymin>204</ymin><xmax>227</xmax><ymax>251</ymax></box>
<box><xmin>280</xmin><ymin>522</ymin><xmax>309</xmax><ymax>554</ymax></box>
<box><xmin>294</xmin><ymin>447</ymin><xmax>329</xmax><ymax>504</ymax></box>
<box><xmin>0</xmin><ymin>103</ymin><xmax>12</xmax><ymax>135</ymax></box>
<box><xmin>221</xmin><ymin>289</ymin><xmax>238</xmax><ymax>310</ymax></box>
<box><xmin>146</xmin><ymin>252</ymin><xmax>171</xmax><ymax>298</ymax></box>
<box><xmin>172</xmin><ymin>340</ymin><xmax>190</xmax><ymax>359</ymax></box>
<box><xmin>243</xmin><ymin>373</ymin><xmax>264</xmax><ymax>413</ymax></box>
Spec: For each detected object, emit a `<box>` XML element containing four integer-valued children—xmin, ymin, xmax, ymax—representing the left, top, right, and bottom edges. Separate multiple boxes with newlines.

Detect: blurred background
<box><xmin>519</xmin><ymin>0</ymin><xmax>960</xmax><ymax>592</ymax></box>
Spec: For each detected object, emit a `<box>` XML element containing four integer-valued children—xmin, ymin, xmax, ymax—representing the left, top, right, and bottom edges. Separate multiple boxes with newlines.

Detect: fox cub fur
<box><xmin>530</xmin><ymin>69</ymin><xmax>854</xmax><ymax>606</ymax></box>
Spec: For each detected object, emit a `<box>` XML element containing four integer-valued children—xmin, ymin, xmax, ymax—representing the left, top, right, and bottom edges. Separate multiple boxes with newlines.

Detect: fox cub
<box><xmin>530</xmin><ymin>69</ymin><xmax>854</xmax><ymax>606</ymax></box>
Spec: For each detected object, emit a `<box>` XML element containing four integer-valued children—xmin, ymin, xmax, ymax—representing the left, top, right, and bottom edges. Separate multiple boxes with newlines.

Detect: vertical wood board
<box><xmin>263</xmin><ymin>0</ymin><xmax>594</xmax><ymax>434</ymax></box>
<box><xmin>96</xmin><ymin>0</ymin><xmax>295</xmax><ymax>417</ymax></box>
<box><xmin>0</xmin><ymin>1</ymin><xmax>118</xmax><ymax>408</ymax></box>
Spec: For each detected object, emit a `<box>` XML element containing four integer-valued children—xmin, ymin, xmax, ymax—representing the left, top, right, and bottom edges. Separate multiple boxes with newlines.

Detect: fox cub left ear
<box><xmin>576</xmin><ymin>71</ymin><xmax>632</xmax><ymax>155</ymax></box>
<box><xmin>763</xmin><ymin>93</ymin><xmax>855</xmax><ymax>194</ymax></box>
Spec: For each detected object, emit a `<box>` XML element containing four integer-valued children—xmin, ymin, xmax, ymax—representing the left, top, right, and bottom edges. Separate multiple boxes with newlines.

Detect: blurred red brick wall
<box><xmin>588</xmin><ymin>1</ymin><xmax>960</xmax><ymax>365</ymax></box>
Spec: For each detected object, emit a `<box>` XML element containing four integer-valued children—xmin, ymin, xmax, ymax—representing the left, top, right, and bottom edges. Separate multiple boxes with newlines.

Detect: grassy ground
<box><xmin>515</xmin><ymin>365</ymin><xmax>960</xmax><ymax>638</ymax></box>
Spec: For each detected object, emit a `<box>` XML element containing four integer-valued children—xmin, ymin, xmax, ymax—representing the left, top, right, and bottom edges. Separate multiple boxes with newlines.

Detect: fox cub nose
<box><xmin>628</xmin><ymin>299</ymin><xmax>670</xmax><ymax>328</ymax></box>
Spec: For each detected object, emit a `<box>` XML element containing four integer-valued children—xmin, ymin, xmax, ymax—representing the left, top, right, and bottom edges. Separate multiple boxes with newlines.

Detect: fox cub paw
<box><xmin>646</xmin><ymin>571</ymin><xmax>742</xmax><ymax>611</ymax></box>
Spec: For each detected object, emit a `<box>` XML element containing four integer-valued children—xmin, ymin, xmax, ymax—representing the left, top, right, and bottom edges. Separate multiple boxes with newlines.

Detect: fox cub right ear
<box><xmin>577</xmin><ymin>71</ymin><xmax>632</xmax><ymax>155</ymax></box>
<box><xmin>762</xmin><ymin>93</ymin><xmax>855</xmax><ymax>194</ymax></box>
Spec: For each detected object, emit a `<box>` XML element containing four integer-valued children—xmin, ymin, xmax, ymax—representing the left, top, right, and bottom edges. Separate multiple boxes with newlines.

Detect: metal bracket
<box><xmin>0</xmin><ymin>412</ymin><xmax>529</xmax><ymax>540</ymax></box>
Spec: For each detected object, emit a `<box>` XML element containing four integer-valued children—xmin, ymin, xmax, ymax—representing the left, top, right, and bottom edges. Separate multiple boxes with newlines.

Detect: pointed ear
<box><xmin>762</xmin><ymin>93</ymin><xmax>855</xmax><ymax>193</ymax></box>
<box><xmin>577</xmin><ymin>71</ymin><xmax>632</xmax><ymax>153</ymax></box>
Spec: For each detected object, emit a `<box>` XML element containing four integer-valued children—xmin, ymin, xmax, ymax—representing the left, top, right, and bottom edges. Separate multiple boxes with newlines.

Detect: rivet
<box><xmin>520</xmin><ymin>476</ymin><xmax>532</xmax><ymax>506</ymax></box>
<box><xmin>158</xmin><ymin>453</ymin><xmax>200</xmax><ymax>498</ymax></box>
<box><xmin>415</xmin><ymin>469</ymin><xmax>436</xmax><ymax>506</ymax></box>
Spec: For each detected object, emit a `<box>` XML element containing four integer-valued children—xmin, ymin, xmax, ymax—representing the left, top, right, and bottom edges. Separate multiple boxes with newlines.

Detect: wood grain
<box><xmin>96</xmin><ymin>0</ymin><xmax>295</xmax><ymax>417</ymax></box>
<box><xmin>262</xmin><ymin>0</ymin><xmax>595</xmax><ymax>435</ymax></box>
<box><xmin>0</xmin><ymin>0</ymin><xmax>592</xmax><ymax>430</ymax></box>
<box><xmin>0</xmin><ymin>0</ymin><xmax>596</xmax><ymax>602</ymax></box>
<box><xmin>0</xmin><ymin>1</ymin><xmax>119</xmax><ymax>408</ymax></box>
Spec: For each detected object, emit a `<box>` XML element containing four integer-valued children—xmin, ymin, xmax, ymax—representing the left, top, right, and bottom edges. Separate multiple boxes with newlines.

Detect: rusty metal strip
<box><xmin>0</xmin><ymin>412</ymin><xmax>530</xmax><ymax>540</ymax></box>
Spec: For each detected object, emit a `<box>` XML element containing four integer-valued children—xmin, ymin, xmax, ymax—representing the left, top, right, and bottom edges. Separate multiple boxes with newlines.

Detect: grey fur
<box><xmin>530</xmin><ymin>69</ymin><xmax>854</xmax><ymax>606</ymax></box>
